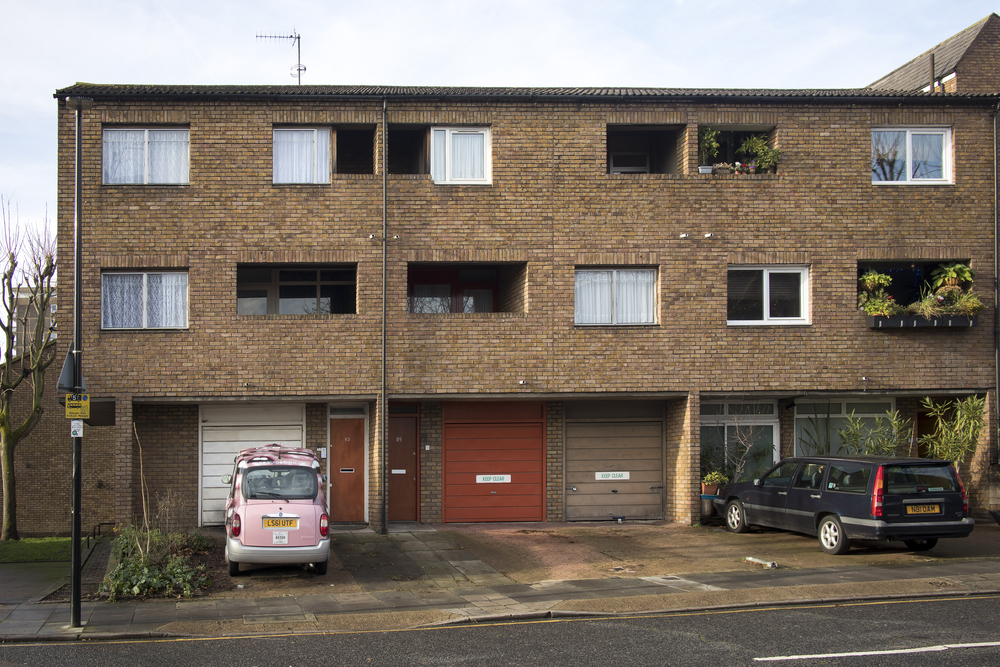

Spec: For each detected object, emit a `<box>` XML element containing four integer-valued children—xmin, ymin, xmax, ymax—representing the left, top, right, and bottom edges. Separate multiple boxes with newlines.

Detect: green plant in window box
<box><xmin>930</xmin><ymin>262</ymin><xmax>974</xmax><ymax>289</ymax></box>
<box><xmin>698</xmin><ymin>127</ymin><xmax>720</xmax><ymax>166</ymax></box>
<box><xmin>858</xmin><ymin>289</ymin><xmax>903</xmax><ymax>316</ymax></box>
<box><xmin>858</xmin><ymin>270</ymin><xmax>892</xmax><ymax>292</ymax></box>
<box><xmin>737</xmin><ymin>134</ymin><xmax>782</xmax><ymax>174</ymax></box>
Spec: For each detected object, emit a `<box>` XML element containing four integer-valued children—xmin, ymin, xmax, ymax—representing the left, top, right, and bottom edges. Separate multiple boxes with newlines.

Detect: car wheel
<box><xmin>725</xmin><ymin>499</ymin><xmax>750</xmax><ymax>533</ymax></box>
<box><xmin>227</xmin><ymin>556</ymin><xmax>240</xmax><ymax>577</ymax></box>
<box><xmin>314</xmin><ymin>560</ymin><xmax>328</xmax><ymax>576</ymax></box>
<box><xmin>818</xmin><ymin>515</ymin><xmax>851</xmax><ymax>555</ymax></box>
<box><xmin>904</xmin><ymin>538</ymin><xmax>938</xmax><ymax>552</ymax></box>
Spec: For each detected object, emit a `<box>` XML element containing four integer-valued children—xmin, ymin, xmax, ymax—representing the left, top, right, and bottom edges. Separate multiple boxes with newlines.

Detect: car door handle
<box><xmin>811</xmin><ymin>494</ymin><xmax>821</xmax><ymax>499</ymax></box>
<box><xmin>778</xmin><ymin>491</ymin><xmax>787</xmax><ymax>496</ymax></box>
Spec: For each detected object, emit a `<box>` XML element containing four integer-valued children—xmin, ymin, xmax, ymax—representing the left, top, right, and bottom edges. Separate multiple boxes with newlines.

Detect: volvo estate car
<box><xmin>712</xmin><ymin>456</ymin><xmax>974</xmax><ymax>554</ymax></box>
<box><xmin>222</xmin><ymin>444</ymin><xmax>330</xmax><ymax>575</ymax></box>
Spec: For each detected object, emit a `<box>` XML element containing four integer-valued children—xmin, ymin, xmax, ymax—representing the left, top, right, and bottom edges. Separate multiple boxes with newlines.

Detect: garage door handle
<box><xmin>649</xmin><ymin>486</ymin><xmax>663</xmax><ymax>490</ymax></box>
<box><xmin>568</xmin><ymin>486</ymin><xmax>577</xmax><ymax>492</ymax></box>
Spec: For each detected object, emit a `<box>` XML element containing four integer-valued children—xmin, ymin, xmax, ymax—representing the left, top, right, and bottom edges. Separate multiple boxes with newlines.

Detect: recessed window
<box><xmin>408</xmin><ymin>264</ymin><xmax>501</xmax><ymax>313</ymax></box>
<box><xmin>575</xmin><ymin>268</ymin><xmax>657</xmax><ymax>325</ymax></box>
<box><xmin>794</xmin><ymin>400</ymin><xmax>894</xmax><ymax>456</ymax></box>
<box><xmin>871</xmin><ymin>128</ymin><xmax>951</xmax><ymax>184</ymax></box>
<box><xmin>607</xmin><ymin>126</ymin><xmax>680</xmax><ymax>174</ymax></box>
<box><xmin>700</xmin><ymin>401</ymin><xmax>778</xmax><ymax>483</ymax></box>
<box><xmin>273</xmin><ymin>128</ymin><xmax>330</xmax><ymax>183</ymax></box>
<box><xmin>237</xmin><ymin>265</ymin><xmax>356</xmax><ymax>315</ymax></box>
<box><xmin>102</xmin><ymin>129</ymin><xmax>189</xmax><ymax>184</ymax></box>
<box><xmin>431</xmin><ymin>127</ymin><xmax>491</xmax><ymax>184</ymax></box>
<box><xmin>727</xmin><ymin>266</ymin><xmax>809</xmax><ymax>325</ymax></box>
<box><xmin>101</xmin><ymin>272</ymin><xmax>188</xmax><ymax>329</ymax></box>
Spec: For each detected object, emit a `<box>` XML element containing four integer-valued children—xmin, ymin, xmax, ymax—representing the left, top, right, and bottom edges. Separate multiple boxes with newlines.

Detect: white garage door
<box><xmin>201</xmin><ymin>425</ymin><xmax>304</xmax><ymax>525</ymax></box>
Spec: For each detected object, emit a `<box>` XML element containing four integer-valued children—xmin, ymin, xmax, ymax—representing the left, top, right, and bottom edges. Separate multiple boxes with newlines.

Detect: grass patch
<box><xmin>0</xmin><ymin>536</ymin><xmax>74</xmax><ymax>562</ymax></box>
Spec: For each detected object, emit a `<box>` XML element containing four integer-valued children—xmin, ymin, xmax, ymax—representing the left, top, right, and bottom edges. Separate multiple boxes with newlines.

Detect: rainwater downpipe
<box><xmin>994</xmin><ymin>100</ymin><xmax>999</xmax><ymax>465</ymax></box>
<box><xmin>381</xmin><ymin>97</ymin><xmax>389</xmax><ymax>534</ymax></box>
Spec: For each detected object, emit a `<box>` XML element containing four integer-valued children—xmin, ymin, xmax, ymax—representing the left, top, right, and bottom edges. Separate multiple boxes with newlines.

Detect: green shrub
<box><xmin>102</xmin><ymin>526</ymin><xmax>211</xmax><ymax>601</ymax></box>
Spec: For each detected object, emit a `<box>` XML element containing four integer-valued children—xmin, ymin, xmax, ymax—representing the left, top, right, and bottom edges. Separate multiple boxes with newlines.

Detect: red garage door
<box><xmin>442</xmin><ymin>403</ymin><xmax>545</xmax><ymax>522</ymax></box>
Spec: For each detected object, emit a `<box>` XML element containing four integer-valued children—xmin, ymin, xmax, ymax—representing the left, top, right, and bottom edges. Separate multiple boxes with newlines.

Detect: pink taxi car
<box><xmin>221</xmin><ymin>445</ymin><xmax>330</xmax><ymax>576</ymax></box>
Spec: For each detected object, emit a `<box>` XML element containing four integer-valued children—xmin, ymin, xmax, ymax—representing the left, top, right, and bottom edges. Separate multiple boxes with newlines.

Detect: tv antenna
<box><xmin>257</xmin><ymin>29</ymin><xmax>306</xmax><ymax>84</ymax></box>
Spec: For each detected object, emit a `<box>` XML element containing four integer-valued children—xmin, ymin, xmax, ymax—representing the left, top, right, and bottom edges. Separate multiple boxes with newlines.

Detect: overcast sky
<box><xmin>1</xmin><ymin>0</ymin><xmax>997</xmax><ymax>231</ymax></box>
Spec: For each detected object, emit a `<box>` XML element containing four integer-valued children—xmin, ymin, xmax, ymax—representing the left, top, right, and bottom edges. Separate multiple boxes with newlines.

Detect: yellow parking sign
<box><xmin>65</xmin><ymin>394</ymin><xmax>90</xmax><ymax>419</ymax></box>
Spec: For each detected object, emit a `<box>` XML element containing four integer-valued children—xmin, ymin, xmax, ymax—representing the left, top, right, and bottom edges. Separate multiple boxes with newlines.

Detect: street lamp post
<box><xmin>64</xmin><ymin>95</ymin><xmax>91</xmax><ymax>629</ymax></box>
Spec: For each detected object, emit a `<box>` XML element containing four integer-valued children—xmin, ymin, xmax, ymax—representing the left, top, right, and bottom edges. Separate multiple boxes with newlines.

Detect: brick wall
<box><xmin>131</xmin><ymin>404</ymin><xmax>199</xmax><ymax>529</ymax></box>
<box><xmin>418</xmin><ymin>402</ymin><xmax>443</xmax><ymax>522</ymax></box>
<box><xmin>545</xmin><ymin>402</ymin><xmax>564</xmax><ymax>521</ymax></box>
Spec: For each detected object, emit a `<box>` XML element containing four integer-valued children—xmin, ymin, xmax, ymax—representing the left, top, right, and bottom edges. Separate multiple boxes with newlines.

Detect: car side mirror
<box><xmin>221</xmin><ymin>474</ymin><xmax>232</xmax><ymax>485</ymax></box>
<box><xmin>753</xmin><ymin>479</ymin><xmax>760</xmax><ymax>486</ymax></box>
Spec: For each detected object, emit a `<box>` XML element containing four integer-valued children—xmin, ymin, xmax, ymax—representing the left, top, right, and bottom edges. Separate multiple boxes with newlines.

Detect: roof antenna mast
<box><xmin>256</xmin><ymin>29</ymin><xmax>306</xmax><ymax>84</ymax></box>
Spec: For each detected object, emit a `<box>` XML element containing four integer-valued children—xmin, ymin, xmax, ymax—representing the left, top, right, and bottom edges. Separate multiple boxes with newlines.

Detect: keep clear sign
<box><xmin>476</xmin><ymin>474</ymin><xmax>511</xmax><ymax>483</ymax></box>
<box><xmin>595</xmin><ymin>471</ymin><xmax>630</xmax><ymax>480</ymax></box>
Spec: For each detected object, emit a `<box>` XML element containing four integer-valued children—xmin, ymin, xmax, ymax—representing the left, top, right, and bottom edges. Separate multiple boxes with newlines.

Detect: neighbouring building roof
<box><xmin>54</xmin><ymin>83</ymin><xmax>998</xmax><ymax>103</ymax></box>
<box><xmin>869</xmin><ymin>14</ymin><xmax>998</xmax><ymax>91</ymax></box>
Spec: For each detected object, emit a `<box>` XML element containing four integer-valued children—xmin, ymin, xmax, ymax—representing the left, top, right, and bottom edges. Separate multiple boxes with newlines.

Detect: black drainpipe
<box><xmin>994</xmin><ymin>99</ymin><xmax>999</xmax><ymax>464</ymax></box>
<box><xmin>381</xmin><ymin>97</ymin><xmax>389</xmax><ymax>533</ymax></box>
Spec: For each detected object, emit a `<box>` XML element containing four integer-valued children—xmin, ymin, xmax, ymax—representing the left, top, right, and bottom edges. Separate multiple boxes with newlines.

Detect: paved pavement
<box><xmin>1</xmin><ymin>521</ymin><xmax>998</xmax><ymax>641</ymax></box>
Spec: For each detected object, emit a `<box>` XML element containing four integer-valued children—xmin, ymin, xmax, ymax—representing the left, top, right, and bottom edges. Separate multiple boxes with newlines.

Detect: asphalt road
<box><xmin>1</xmin><ymin>595</ymin><xmax>999</xmax><ymax>666</ymax></box>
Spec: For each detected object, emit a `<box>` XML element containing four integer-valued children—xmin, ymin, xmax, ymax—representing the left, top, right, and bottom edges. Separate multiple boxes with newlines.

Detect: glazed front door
<box><xmin>388</xmin><ymin>416</ymin><xmax>418</xmax><ymax>521</ymax></box>
<box><xmin>329</xmin><ymin>418</ymin><xmax>365</xmax><ymax>522</ymax></box>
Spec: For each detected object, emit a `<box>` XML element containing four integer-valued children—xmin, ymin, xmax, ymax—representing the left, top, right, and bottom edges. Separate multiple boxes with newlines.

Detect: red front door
<box><xmin>329</xmin><ymin>418</ymin><xmax>365</xmax><ymax>522</ymax></box>
<box><xmin>388</xmin><ymin>416</ymin><xmax>418</xmax><ymax>521</ymax></box>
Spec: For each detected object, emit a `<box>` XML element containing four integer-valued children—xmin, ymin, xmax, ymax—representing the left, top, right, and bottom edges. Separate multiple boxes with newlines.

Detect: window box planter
<box><xmin>866</xmin><ymin>315</ymin><xmax>976</xmax><ymax>329</ymax></box>
<box><xmin>698</xmin><ymin>165</ymin><xmax>713</xmax><ymax>174</ymax></box>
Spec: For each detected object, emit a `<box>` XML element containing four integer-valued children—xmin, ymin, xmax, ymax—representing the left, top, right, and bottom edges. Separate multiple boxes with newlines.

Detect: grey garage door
<box><xmin>565</xmin><ymin>421</ymin><xmax>663</xmax><ymax>521</ymax></box>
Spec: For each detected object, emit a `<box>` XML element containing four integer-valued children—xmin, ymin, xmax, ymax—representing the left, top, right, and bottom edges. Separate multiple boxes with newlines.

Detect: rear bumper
<box><xmin>226</xmin><ymin>537</ymin><xmax>330</xmax><ymax>564</ymax></box>
<box><xmin>840</xmin><ymin>516</ymin><xmax>975</xmax><ymax>541</ymax></box>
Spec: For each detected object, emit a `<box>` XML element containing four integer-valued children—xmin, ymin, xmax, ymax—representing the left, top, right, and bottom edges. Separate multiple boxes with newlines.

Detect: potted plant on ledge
<box><xmin>701</xmin><ymin>471</ymin><xmax>729</xmax><ymax>496</ymax></box>
<box><xmin>698</xmin><ymin>127</ymin><xmax>720</xmax><ymax>174</ymax></box>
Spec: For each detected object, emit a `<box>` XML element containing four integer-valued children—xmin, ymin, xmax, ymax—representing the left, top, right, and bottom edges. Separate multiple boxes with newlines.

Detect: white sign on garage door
<box><xmin>201</xmin><ymin>417</ymin><xmax>305</xmax><ymax>526</ymax></box>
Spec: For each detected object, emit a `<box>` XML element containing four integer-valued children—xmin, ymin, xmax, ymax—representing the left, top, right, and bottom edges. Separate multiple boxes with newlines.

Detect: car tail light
<box><xmin>952</xmin><ymin>465</ymin><xmax>968</xmax><ymax>516</ymax></box>
<box><xmin>232</xmin><ymin>513</ymin><xmax>241</xmax><ymax>537</ymax></box>
<box><xmin>319</xmin><ymin>513</ymin><xmax>329</xmax><ymax>537</ymax></box>
<box><xmin>871</xmin><ymin>466</ymin><xmax>884</xmax><ymax>518</ymax></box>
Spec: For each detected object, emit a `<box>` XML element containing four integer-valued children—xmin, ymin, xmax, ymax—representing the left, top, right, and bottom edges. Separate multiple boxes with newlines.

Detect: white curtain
<box><xmin>575</xmin><ymin>271</ymin><xmax>613</xmax><ymax>324</ymax></box>
<box><xmin>411</xmin><ymin>285</ymin><xmax>451</xmax><ymax>313</ymax></box>
<box><xmin>148</xmin><ymin>131</ymin><xmax>189</xmax><ymax>183</ymax></box>
<box><xmin>274</xmin><ymin>129</ymin><xmax>329</xmax><ymax>183</ymax></box>
<box><xmin>102</xmin><ymin>274</ymin><xmax>145</xmax><ymax>328</ymax></box>
<box><xmin>451</xmin><ymin>133</ymin><xmax>484</xmax><ymax>180</ymax></box>
<box><xmin>103</xmin><ymin>130</ymin><xmax>145</xmax><ymax>184</ymax></box>
<box><xmin>615</xmin><ymin>269</ymin><xmax>656</xmax><ymax>324</ymax></box>
<box><xmin>431</xmin><ymin>129</ymin><xmax>447</xmax><ymax>182</ymax></box>
<box><xmin>102</xmin><ymin>273</ymin><xmax>187</xmax><ymax>328</ymax></box>
<box><xmin>146</xmin><ymin>273</ymin><xmax>188</xmax><ymax>327</ymax></box>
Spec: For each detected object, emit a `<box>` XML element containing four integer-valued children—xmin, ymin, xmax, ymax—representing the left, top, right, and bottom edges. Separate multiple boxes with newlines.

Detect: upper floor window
<box><xmin>237</xmin><ymin>265</ymin><xmax>356</xmax><ymax>315</ymax></box>
<box><xmin>408</xmin><ymin>264</ymin><xmax>500</xmax><ymax>313</ymax></box>
<box><xmin>273</xmin><ymin>128</ymin><xmax>330</xmax><ymax>184</ymax></box>
<box><xmin>102</xmin><ymin>129</ymin><xmax>189</xmax><ymax>184</ymax></box>
<box><xmin>607</xmin><ymin>125</ymin><xmax>681</xmax><ymax>174</ymax></box>
<box><xmin>575</xmin><ymin>268</ymin><xmax>657</xmax><ymax>325</ymax></box>
<box><xmin>871</xmin><ymin>128</ymin><xmax>951</xmax><ymax>184</ymax></box>
<box><xmin>101</xmin><ymin>271</ymin><xmax>188</xmax><ymax>329</ymax></box>
<box><xmin>431</xmin><ymin>127</ymin><xmax>491</xmax><ymax>184</ymax></box>
<box><xmin>728</xmin><ymin>266</ymin><xmax>809</xmax><ymax>325</ymax></box>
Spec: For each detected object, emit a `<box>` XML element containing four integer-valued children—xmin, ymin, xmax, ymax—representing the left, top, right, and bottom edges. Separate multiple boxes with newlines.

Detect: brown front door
<box><xmin>388</xmin><ymin>415</ymin><xmax>418</xmax><ymax>521</ymax></box>
<box><xmin>329</xmin><ymin>418</ymin><xmax>365</xmax><ymax>522</ymax></box>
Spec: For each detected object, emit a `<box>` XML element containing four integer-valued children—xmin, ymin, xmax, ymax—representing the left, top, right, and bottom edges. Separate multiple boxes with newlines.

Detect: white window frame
<box><xmin>727</xmin><ymin>265</ymin><xmax>810</xmax><ymax>326</ymax></box>
<box><xmin>871</xmin><ymin>127</ymin><xmax>952</xmax><ymax>185</ymax></box>
<box><xmin>794</xmin><ymin>398</ymin><xmax>897</xmax><ymax>456</ymax></box>
<box><xmin>430</xmin><ymin>126</ymin><xmax>491</xmax><ymax>185</ymax></box>
<box><xmin>101</xmin><ymin>271</ymin><xmax>189</xmax><ymax>329</ymax></box>
<box><xmin>272</xmin><ymin>128</ymin><xmax>331</xmax><ymax>184</ymax></box>
<box><xmin>574</xmin><ymin>267</ymin><xmax>658</xmax><ymax>325</ymax></box>
<box><xmin>700</xmin><ymin>401</ymin><xmax>780</xmax><ymax>482</ymax></box>
<box><xmin>102</xmin><ymin>128</ymin><xmax>190</xmax><ymax>185</ymax></box>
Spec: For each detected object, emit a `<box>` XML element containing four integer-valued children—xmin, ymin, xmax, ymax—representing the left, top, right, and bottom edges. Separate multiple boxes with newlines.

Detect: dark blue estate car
<box><xmin>712</xmin><ymin>456</ymin><xmax>974</xmax><ymax>554</ymax></box>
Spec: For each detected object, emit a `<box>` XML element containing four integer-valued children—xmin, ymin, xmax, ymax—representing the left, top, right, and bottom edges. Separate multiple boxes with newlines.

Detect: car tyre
<box><xmin>725</xmin><ymin>499</ymin><xmax>750</xmax><ymax>533</ymax></box>
<box><xmin>904</xmin><ymin>538</ymin><xmax>938</xmax><ymax>552</ymax></box>
<box><xmin>818</xmin><ymin>515</ymin><xmax>851</xmax><ymax>555</ymax></box>
<box><xmin>314</xmin><ymin>560</ymin><xmax>328</xmax><ymax>576</ymax></box>
<box><xmin>227</xmin><ymin>556</ymin><xmax>240</xmax><ymax>577</ymax></box>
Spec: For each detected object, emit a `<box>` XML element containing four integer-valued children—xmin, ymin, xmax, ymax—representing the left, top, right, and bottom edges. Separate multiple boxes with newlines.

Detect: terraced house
<box><xmin>11</xmin><ymin>15</ymin><xmax>1000</xmax><ymax>537</ymax></box>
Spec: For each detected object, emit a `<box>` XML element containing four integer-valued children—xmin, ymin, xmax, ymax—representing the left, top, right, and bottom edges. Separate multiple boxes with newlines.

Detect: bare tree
<box><xmin>1</xmin><ymin>196</ymin><xmax>57</xmax><ymax>541</ymax></box>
